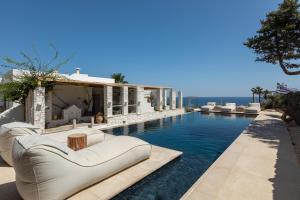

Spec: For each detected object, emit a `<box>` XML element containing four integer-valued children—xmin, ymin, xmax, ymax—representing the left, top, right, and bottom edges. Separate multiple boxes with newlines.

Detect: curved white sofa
<box><xmin>201</xmin><ymin>102</ymin><xmax>216</xmax><ymax>112</ymax></box>
<box><xmin>221</xmin><ymin>103</ymin><xmax>236</xmax><ymax>113</ymax></box>
<box><xmin>13</xmin><ymin>134</ymin><xmax>151</xmax><ymax>200</ymax></box>
<box><xmin>0</xmin><ymin>122</ymin><xmax>106</xmax><ymax>166</ymax></box>
<box><xmin>245</xmin><ymin>103</ymin><xmax>261</xmax><ymax>114</ymax></box>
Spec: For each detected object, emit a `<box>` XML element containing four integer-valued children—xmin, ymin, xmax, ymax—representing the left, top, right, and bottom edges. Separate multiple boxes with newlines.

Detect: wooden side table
<box><xmin>67</xmin><ymin>133</ymin><xmax>87</xmax><ymax>151</ymax></box>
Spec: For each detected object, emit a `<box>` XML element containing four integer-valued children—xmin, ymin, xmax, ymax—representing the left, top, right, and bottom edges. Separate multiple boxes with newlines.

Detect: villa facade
<box><xmin>2</xmin><ymin>68</ymin><xmax>183</xmax><ymax>129</ymax></box>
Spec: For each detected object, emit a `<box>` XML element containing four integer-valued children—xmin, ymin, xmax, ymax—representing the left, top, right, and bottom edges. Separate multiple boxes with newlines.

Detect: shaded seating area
<box><xmin>245</xmin><ymin>103</ymin><xmax>261</xmax><ymax>114</ymax></box>
<box><xmin>201</xmin><ymin>102</ymin><xmax>216</xmax><ymax>112</ymax></box>
<box><xmin>221</xmin><ymin>103</ymin><xmax>236</xmax><ymax>113</ymax></box>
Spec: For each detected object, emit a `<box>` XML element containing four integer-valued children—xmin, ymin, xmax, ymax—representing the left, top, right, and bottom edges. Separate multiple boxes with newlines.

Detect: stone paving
<box><xmin>181</xmin><ymin>110</ymin><xmax>300</xmax><ymax>200</ymax></box>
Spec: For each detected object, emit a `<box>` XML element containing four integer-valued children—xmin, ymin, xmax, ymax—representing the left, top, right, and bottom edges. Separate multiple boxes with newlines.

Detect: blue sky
<box><xmin>0</xmin><ymin>0</ymin><xmax>299</xmax><ymax>97</ymax></box>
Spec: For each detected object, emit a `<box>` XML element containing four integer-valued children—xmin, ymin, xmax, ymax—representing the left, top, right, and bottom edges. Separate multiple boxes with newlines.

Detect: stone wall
<box><xmin>106</xmin><ymin>109</ymin><xmax>185</xmax><ymax>126</ymax></box>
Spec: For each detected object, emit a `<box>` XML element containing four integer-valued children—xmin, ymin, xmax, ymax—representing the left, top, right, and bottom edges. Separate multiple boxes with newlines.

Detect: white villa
<box><xmin>1</xmin><ymin>68</ymin><xmax>183</xmax><ymax>130</ymax></box>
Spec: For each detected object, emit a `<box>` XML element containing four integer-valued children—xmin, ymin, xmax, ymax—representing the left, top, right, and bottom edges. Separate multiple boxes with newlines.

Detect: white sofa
<box><xmin>0</xmin><ymin>122</ymin><xmax>106</xmax><ymax>166</ymax></box>
<box><xmin>245</xmin><ymin>103</ymin><xmax>261</xmax><ymax>114</ymax></box>
<box><xmin>221</xmin><ymin>103</ymin><xmax>236</xmax><ymax>113</ymax></box>
<box><xmin>13</xmin><ymin>134</ymin><xmax>151</xmax><ymax>200</ymax></box>
<box><xmin>201</xmin><ymin>102</ymin><xmax>216</xmax><ymax>112</ymax></box>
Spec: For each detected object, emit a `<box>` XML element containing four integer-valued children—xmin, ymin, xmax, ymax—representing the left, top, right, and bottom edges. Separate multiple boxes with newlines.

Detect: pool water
<box><xmin>104</xmin><ymin>112</ymin><xmax>254</xmax><ymax>200</ymax></box>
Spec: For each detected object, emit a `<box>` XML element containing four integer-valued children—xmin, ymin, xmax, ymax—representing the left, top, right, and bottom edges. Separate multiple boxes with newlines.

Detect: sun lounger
<box><xmin>221</xmin><ymin>103</ymin><xmax>236</xmax><ymax>113</ymax></box>
<box><xmin>0</xmin><ymin>122</ymin><xmax>106</xmax><ymax>166</ymax></box>
<box><xmin>245</xmin><ymin>103</ymin><xmax>261</xmax><ymax>114</ymax></box>
<box><xmin>13</xmin><ymin>134</ymin><xmax>151</xmax><ymax>200</ymax></box>
<box><xmin>201</xmin><ymin>102</ymin><xmax>216</xmax><ymax>112</ymax></box>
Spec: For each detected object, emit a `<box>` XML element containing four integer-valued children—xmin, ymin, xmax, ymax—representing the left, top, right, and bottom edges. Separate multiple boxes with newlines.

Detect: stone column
<box><xmin>156</xmin><ymin>88</ymin><xmax>163</xmax><ymax>111</ymax></box>
<box><xmin>104</xmin><ymin>86</ymin><xmax>113</xmax><ymax>118</ymax></box>
<box><xmin>163</xmin><ymin>89</ymin><xmax>168</xmax><ymax>109</ymax></box>
<box><xmin>170</xmin><ymin>89</ymin><xmax>177</xmax><ymax>110</ymax></box>
<box><xmin>122</xmin><ymin>86</ymin><xmax>128</xmax><ymax>115</ymax></box>
<box><xmin>178</xmin><ymin>91</ymin><xmax>183</xmax><ymax>109</ymax></box>
<box><xmin>45</xmin><ymin>91</ymin><xmax>52</xmax><ymax>124</ymax></box>
<box><xmin>26</xmin><ymin>87</ymin><xmax>45</xmax><ymax>130</ymax></box>
<box><xmin>136</xmin><ymin>86</ymin><xmax>144</xmax><ymax>114</ymax></box>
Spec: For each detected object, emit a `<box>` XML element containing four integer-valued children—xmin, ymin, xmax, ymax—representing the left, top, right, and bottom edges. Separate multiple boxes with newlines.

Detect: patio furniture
<box><xmin>13</xmin><ymin>134</ymin><xmax>151</xmax><ymax>200</ymax></box>
<box><xmin>245</xmin><ymin>103</ymin><xmax>261</xmax><ymax>114</ymax></box>
<box><xmin>221</xmin><ymin>103</ymin><xmax>236</xmax><ymax>113</ymax></box>
<box><xmin>0</xmin><ymin>122</ymin><xmax>106</xmax><ymax>166</ymax></box>
<box><xmin>236</xmin><ymin>105</ymin><xmax>246</xmax><ymax>112</ymax></box>
<box><xmin>68</xmin><ymin>133</ymin><xmax>87</xmax><ymax>151</ymax></box>
<box><xmin>201</xmin><ymin>102</ymin><xmax>216</xmax><ymax>112</ymax></box>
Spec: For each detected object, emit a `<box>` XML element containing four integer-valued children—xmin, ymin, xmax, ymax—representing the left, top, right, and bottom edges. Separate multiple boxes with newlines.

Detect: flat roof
<box><xmin>52</xmin><ymin>78</ymin><xmax>172</xmax><ymax>89</ymax></box>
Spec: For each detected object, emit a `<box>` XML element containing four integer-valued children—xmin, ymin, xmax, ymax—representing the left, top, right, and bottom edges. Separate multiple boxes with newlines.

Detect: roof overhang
<box><xmin>52</xmin><ymin>79</ymin><xmax>171</xmax><ymax>89</ymax></box>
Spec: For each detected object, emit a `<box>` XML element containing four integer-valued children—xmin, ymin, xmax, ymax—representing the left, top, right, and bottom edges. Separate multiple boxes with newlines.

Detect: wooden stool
<box><xmin>67</xmin><ymin>133</ymin><xmax>87</xmax><ymax>151</ymax></box>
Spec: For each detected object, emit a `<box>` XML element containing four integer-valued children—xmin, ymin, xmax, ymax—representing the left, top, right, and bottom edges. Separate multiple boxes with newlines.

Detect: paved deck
<box><xmin>0</xmin><ymin>145</ymin><xmax>182</xmax><ymax>200</ymax></box>
<box><xmin>181</xmin><ymin>110</ymin><xmax>300</xmax><ymax>200</ymax></box>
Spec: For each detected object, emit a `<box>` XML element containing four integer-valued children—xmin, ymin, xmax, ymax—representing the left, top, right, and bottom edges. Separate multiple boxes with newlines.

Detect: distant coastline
<box><xmin>183</xmin><ymin>97</ymin><xmax>259</xmax><ymax>107</ymax></box>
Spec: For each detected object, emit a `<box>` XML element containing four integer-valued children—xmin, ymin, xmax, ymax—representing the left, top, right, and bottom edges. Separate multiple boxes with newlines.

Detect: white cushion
<box><xmin>13</xmin><ymin>135</ymin><xmax>151</xmax><ymax>200</ymax></box>
<box><xmin>0</xmin><ymin>122</ymin><xmax>108</xmax><ymax>166</ymax></box>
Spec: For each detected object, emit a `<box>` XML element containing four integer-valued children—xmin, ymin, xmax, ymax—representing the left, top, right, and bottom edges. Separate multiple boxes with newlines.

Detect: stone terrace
<box><xmin>181</xmin><ymin>110</ymin><xmax>300</xmax><ymax>200</ymax></box>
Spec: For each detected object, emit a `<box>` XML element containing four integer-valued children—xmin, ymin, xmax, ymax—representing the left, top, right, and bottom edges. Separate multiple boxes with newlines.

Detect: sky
<box><xmin>0</xmin><ymin>0</ymin><xmax>299</xmax><ymax>97</ymax></box>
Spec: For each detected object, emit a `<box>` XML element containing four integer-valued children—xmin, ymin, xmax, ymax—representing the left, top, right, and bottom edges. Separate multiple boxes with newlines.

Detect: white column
<box><xmin>163</xmin><ymin>89</ymin><xmax>168</xmax><ymax>110</ymax></box>
<box><xmin>178</xmin><ymin>91</ymin><xmax>183</xmax><ymax>109</ymax></box>
<box><xmin>122</xmin><ymin>86</ymin><xmax>128</xmax><ymax>115</ymax></box>
<box><xmin>136</xmin><ymin>86</ymin><xmax>144</xmax><ymax>114</ymax></box>
<box><xmin>104</xmin><ymin>86</ymin><xmax>113</xmax><ymax>118</ymax></box>
<box><xmin>156</xmin><ymin>88</ymin><xmax>163</xmax><ymax>111</ymax></box>
<box><xmin>170</xmin><ymin>89</ymin><xmax>176</xmax><ymax>110</ymax></box>
<box><xmin>26</xmin><ymin>87</ymin><xmax>46</xmax><ymax>130</ymax></box>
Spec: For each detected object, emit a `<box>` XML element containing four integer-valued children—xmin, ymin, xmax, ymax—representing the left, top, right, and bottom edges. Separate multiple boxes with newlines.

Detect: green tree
<box><xmin>263</xmin><ymin>89</ymin><xmax>270</xmax><ymax>99</ymax></box>
<box><xmin>0</xmin><ymin>45</ymin><xmax>71</xmax><ymax>104</ymax></box>
<box><xmin>244</xmin><ymin>0</ymin><xmax>300</xmax><ymax>75</ymax></box>
<box><xmin>111</xmin><ymin>73</ymin><xmax>128</xmax><ymax>83</ymax></box>
<box><xmin>256</xmin><ymin>86</ymin><xmax>264</xmax><ymax>103</ymax></box>
<box><xmin>251</xmin><ymin>87</ymin><xmax>257</xmax><ymax>103</ymax></box>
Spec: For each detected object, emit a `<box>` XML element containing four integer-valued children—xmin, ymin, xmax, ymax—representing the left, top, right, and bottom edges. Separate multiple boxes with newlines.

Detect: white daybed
<box><xmin>0</xmin><ymin>122</ymin><xmax>106</xmax><ymax>166</ymax></box>
<box><xmin>201</xmin><ymin>102</ymin><xmax>216</xmax><ymax>112</ymax></box>
<box><xmin>13</xmin><ymin>134</ymin><xmax>151</xmax><ymax>200</ymax></box>
<box><xmin>245</xmin><ymin>103</ymin><xmax>261</xmax><ymax>114</ymax></box>
<box><xmin>221</xmin><ymin>103</ymin><xmax>236</xmax><ymax>113</ymax></box>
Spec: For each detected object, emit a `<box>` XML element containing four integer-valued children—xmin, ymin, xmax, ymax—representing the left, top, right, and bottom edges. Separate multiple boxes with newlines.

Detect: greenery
<box><xmin>111</xmin><ymin>73</ymin><xmax>128</xmax><ymax>83</ymax></box>
<box><xmin>250</xmin><ymin>86</ymin><xmax>264</xmax><ymax>103</ymax></box>
<box><xmin>245</xmin><ymin>0</ymin><xmax>300</xmax><ymax>75</ymax></box>
<box><xmin>0</xmin><ymin>45</ymin><xmax>71</xmax><ymax>104</ymax></box>
<box><xmin>262</xmin><ymin>93</ymin><xmax>287</xmax><ymax>110</ymax></box>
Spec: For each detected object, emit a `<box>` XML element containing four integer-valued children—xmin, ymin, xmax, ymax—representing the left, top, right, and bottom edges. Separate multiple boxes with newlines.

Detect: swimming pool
<box><xmin>104</xmin><ymin>112</ymin><xmax>254</xmax><ymax>200</ymax></box>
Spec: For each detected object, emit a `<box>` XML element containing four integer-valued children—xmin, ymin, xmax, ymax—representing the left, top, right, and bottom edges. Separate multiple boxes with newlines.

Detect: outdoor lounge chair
<box><xmin>0</xmin><ymin>122</ymin><xmax>106</xmax><ymax>166</ymax></box>
<box><xmin>13</xmin><ymin>134</ymin><xmax>151</xmax><ymax>200</ymax></box>
<box><xmin>221</xmin><ymin>103</ymin><xmax>236</xmax><ymax>113</ymax></box>
<box><xmin>201</xmin><ymin>102</ymin><xmax>216</xmax><ymax>112</ymax></box>
<box><xmin>245</xmin><ymin>103</ymin><xmax>261</xmax><ymax>114</ymax></box>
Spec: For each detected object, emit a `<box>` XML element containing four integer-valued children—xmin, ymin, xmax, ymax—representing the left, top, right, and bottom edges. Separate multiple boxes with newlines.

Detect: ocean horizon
<box><xmin>183</xmin><ymin>97</ymin><xmax>259</xmax><ymax>107</ymax></box>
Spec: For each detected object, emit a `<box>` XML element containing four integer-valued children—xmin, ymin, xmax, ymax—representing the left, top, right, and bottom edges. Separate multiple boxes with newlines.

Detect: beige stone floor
<box><xmin>181</xmin><ymin>110</ymin><xmax>300</xmax><ymax>200</ymax></box>
<box><xmin>0</xmin><ymin>145</ymin><xmax>182</xmax><ymax>200</ymax></box>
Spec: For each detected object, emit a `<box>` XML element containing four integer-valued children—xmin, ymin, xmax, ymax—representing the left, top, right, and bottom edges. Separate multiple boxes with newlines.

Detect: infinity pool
<box><xmin>104</xmin><ymin>112</ymin><xmax>254</xmax><ymax>200</ymax></box>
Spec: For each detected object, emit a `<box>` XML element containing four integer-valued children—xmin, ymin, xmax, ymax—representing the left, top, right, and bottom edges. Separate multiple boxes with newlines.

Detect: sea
<box><xmin>183</xmin><ymin>97</ymin><xmax>259</xmax><ymax>107</ymax></box>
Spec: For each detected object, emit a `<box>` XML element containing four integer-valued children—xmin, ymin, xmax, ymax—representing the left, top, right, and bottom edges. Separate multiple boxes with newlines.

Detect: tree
<box><xmin>244</xmin><ymin>0</ymin><xmax>300</xmax><ymax>75</ymax></box>
<box><xmin>111</xmin><ymin>73</ymin><xmax>128</xmax><ymax>83</ymax></box>
<box><xmin>263</xmin><ymin>89</ymin><xmax>270</xmax><ymax>99</ymax></box>
<box><xmin>251</xmin><ymin>87</ymin><xmax>257</xmax><ymax>103</ymax></box>
<box><xmin>256</xmin><ymin>86</ymin><xmax>264</xmax><ymax>103</ymax></box>
<box><xmin>0</xmin><ymin>45</ymin><xmax>71</xmax><ymax>104</ymax></box>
